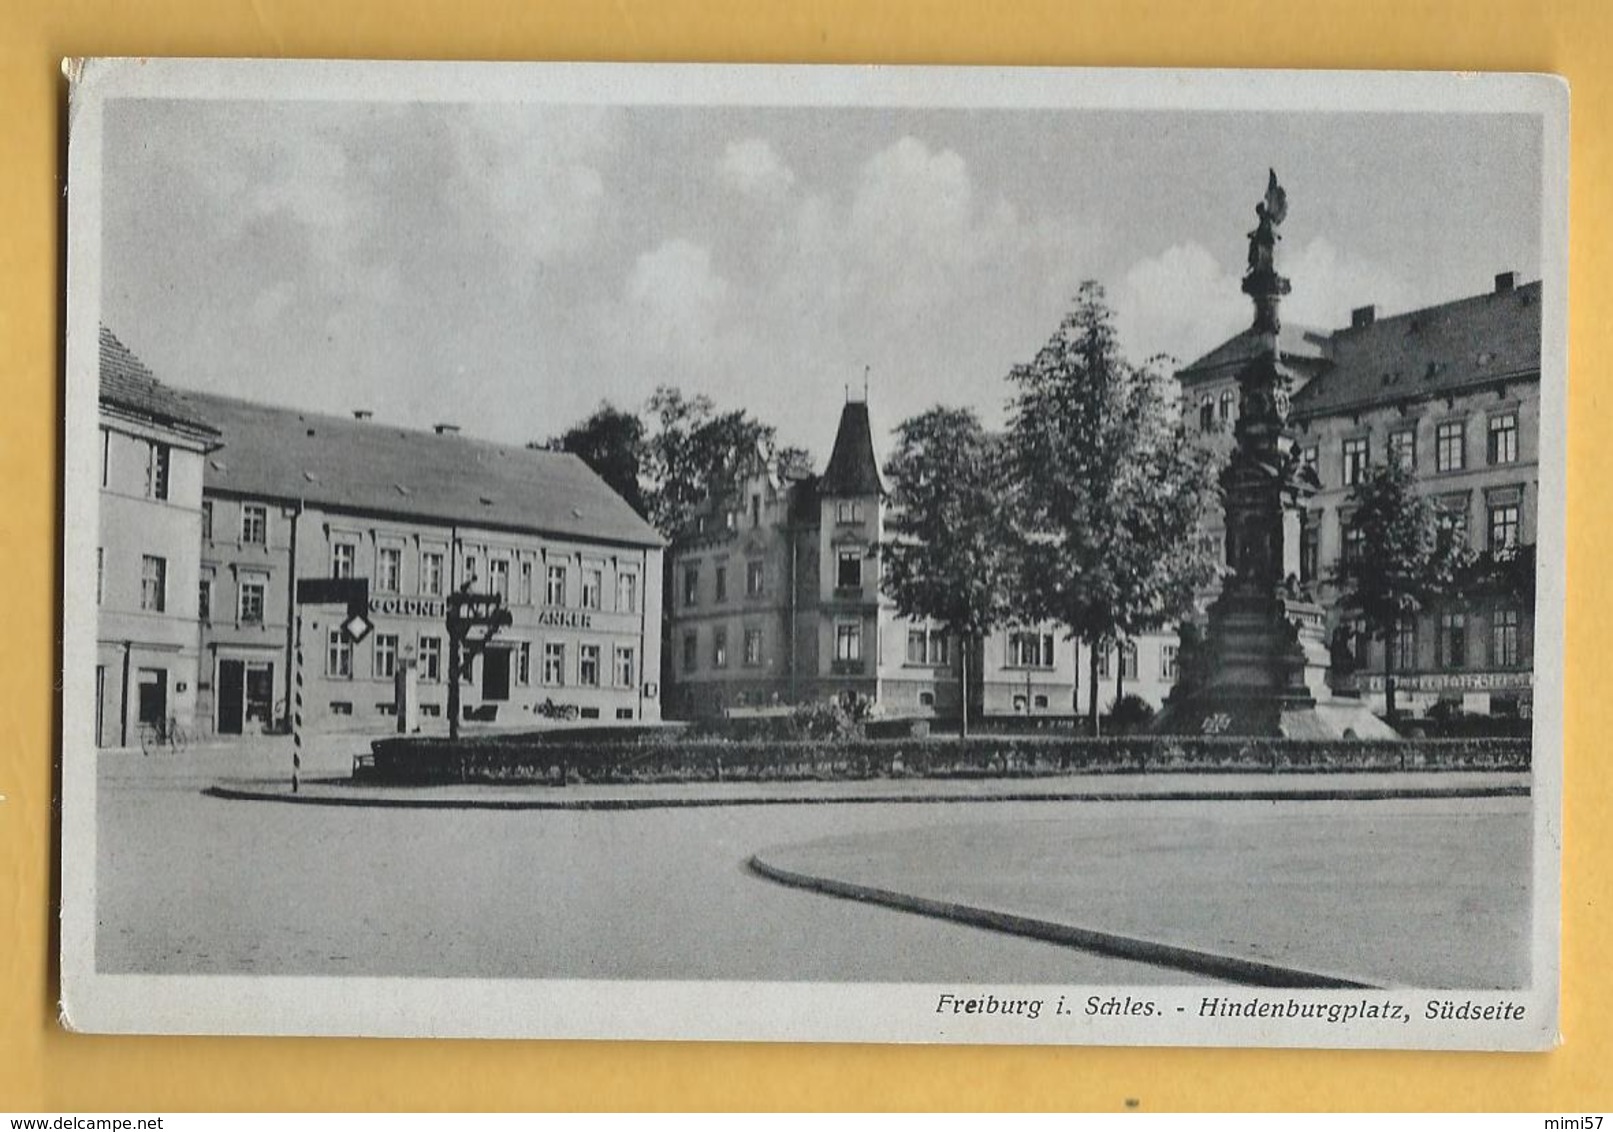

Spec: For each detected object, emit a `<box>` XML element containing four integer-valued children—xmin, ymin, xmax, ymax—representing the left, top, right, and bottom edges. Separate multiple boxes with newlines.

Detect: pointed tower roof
<box><xmin>821</xmin><ymin>400</ymin><xmax>884</xmax><ymax>496</ymax></box>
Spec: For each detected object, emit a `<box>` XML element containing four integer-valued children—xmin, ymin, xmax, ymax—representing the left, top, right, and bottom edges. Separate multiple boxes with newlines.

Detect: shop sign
<box><xmin>536</xmin><ymin>609</ymin><xmax>593</xmax><ymax>629</ymax></box>
<box><xmin>1360</xmin><ymin>670</ymin><xmax>1533</xmax><ymax>693</ymax></box>
<box><xmin>369</xmin><ymin>597</ymin><xmax>448</xmax><ymax>619</ymax></box>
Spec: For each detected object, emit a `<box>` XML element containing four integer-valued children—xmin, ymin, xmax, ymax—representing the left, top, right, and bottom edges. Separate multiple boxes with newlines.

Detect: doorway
<box><xmin>482</xmin><ymin>647</ymin><xmax>511</xmax><ymax>702</ymax></box>
<box><xmin>218</xmin><ymin>660</ymin><xmax>244</xmax><ymax>734</ymax></box>
<box><xmin>136</xmin><ymin>667</ymin><xmax>167</xmax><ymax>726</ymax></box>
<box><xmin>245</xmin><ymin>663</ymin><xmax>275</xmax><ymax>727</ymax></box>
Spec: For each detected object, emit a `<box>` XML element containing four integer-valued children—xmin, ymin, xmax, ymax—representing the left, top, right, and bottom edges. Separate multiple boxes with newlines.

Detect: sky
<box><xmin>101</xmin><ymin>98</ymin><xmax>1543</xmax><ymax>467</ymax></box>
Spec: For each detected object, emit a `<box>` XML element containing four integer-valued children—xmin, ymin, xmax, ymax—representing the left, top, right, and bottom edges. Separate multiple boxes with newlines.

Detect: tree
<box><xmin>881</xmin><ymin>407</ymin><xmax>1014</xmax><ymax>737</ymax></box>
<box><xmin>1332</xmin><ymin>458</ymin><xmax>1473</xmax><ymax>719</ymax></box>
<box><xmin>1004</xmin><ymin>282</ymin><xmax>1220</xmax><ymax>735</ymax></box>
<box><xmin>546</xmin><ymin>402</ymin><xmax>647</xmax><ymax>517</ymax></box>
<box><xmin>641</xmin><ymin>386</ymin><xmax>803</xmax><ymax>539</ymax></box>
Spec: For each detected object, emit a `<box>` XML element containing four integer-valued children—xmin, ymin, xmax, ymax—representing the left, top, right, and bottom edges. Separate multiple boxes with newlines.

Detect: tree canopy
<box><xmin>547</xmin><ymin>402</ymin><xmax>647</xmax><ymax>518</ymax></box>
<box><xmin>881</xmin><ymin>407</ymin><xmax>1014</xmax><ymax>734</ymax></box>
<box><xmin>1003</xmin><ymin>281</ymin><xmax>1220</xmax><ymax>727</ymax></box>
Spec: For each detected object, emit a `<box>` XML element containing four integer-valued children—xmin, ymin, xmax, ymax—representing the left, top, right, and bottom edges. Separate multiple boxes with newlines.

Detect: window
<box><xmin>682</xmin><ymin>565</ymin><xmax>699</xmax><ymax>607</ymax></box>
<box><xmin>1436</xmin><ymin>420</ymin><xmax>1466</xmax><ymax>473</ymax></box>
<box><xmin>744</xmin><ymin>629</ymin><xmax>763</xmax><ymax>667</ymax></box>
<box><xmin>373</xmin><ymin>633</ymin><xmax>398</xmax><ymax>680</ymax></box>
<box><xmin>1350</xmin><ymin>616</ymin><xmax>1370</xmax><ymax>667</ymax></box>
<box><xmin>1160</xmin><ymin>644</ymin><xmax>1179</xmax><ymax>681</ymax></box>
<box><xmin>201</xmin><ymin>501</ymin><xmax>213</xmax><ymax>540</ymax></box>
<box><xmin>580</xmin><ymin>566</ymin><xmax>601</xmax><ymax>609</ymax></box>
<box><xmin>1394</xmin><ymin>621</ymin><xmax>1416</xmax><ymax>671</ymax></box>
<box><xmin>419</xmin><ymin>636</ymin><xmax>441</xmax><ymax>681</ymax></box>
<box><xmin>140</xmin><ymin>555</ymin><xmax>166</xmax><ymax>612</ymax></box>
<box><xmin>1488</xmin><ymin>412</ymin><xmax>1519</xmax><ymax>465</ymax></box>
<box><xmin>751</xmin><ymin>494</ymin><xmax>762</xmax><ymax>527</ymax></box>
<box><xmin>1300</xmin><ymin>516</ymin><xmax>1320</xmax><ymax>584</ymax></box>
<box><xmin>96</xmin><ymin>548</ymin><xmax>104</xmax><ymax>605</ymax></box>
<box><xmin>546</xmin><ymin>564</ymin><xmax>568</xmax><ymax>606</ymax></box>
<box><xmin>1489</xmin><ymin>500</ymin><xmax>1521</xmax><ymax>555</ymax></box>
<box><xmin>837</xmin><ymin>550</ymin><xmax>862</xmax><ymax>589</ymax></box>
<box><xmin>1009</xmin><ymin>631</ymin><xmax>1055</xmax><ymax>669</ymax></box>
<box><xmin>1343</xmin><ymin>523</ymin><xmax>1367</xmax><ymax>564</ymax></box>
<box><xmin>542</xmin><ymin>642</ymin><xmax>565</xmax><ymax>686</ymax></box>
<box><xmin>147</xmin><ymin>443</ymin><xmax>171</xmax><ymax>500</ymax></box>
<box><xmin>377</xmin><ymin>546</ymin><xmax>402</xmax><ymax>594</ymax></box>
<box><xmin>1096</xmin><ymin>646</ymin><xmax>1111</xmax><ymax>679</ymax></box>
<box><xmin>1341</xmin><ymin>437</ymin><xmax>1369</xmax><ymax>486</ymax></box>
<box><xmin>488</xmin><ymin>558</ymin><xmax>510</xmax><ymax>601</ymax></box>
<box><xmin>1437</xmin><ymin>497</ymin><xmax>1470</xmax><ymax>547</ymax></box>
<box><xmin>1301</xmin><ymin>445</ymin><xmax>1319</xmax><ymax>481</ymax></box>
<box><xmin>326</xmin><ymin>628</ymin><xmax>353</xmax><ymax>678</ymax></box>
<box><xmin>615</xmin><ymin>646</ymin><xmax>636</xmax><ymax>688</ymax></box>
<box><xmin>331</xmin><ymin>542</ymin><xmax>355</xmax><ymax>579</ymax></box>
<box><xmin>836</xmin><ymin>500</ymin><xmax>863</xmax><ymax>524</ymax></box>
<box><xmin>617</xmin><ymin>571</ymin><xmax>638</xmax><ymax>613</ymax></box>
<box><xmin>713</xmin><ymin>565</ymin><xmax>727</xmax><ymax>604</ymax></box>
<box><xmin>1218</xmin><ymin>388</ymin><xmax>1236</xmax><ymax>422</ymax></box>
<box><xmin>1438</xmin><ymin>611</ymin><xmax>1467</xmax><ymax>669</ymax></box>
<box><xmin>617</xmin><ymin>707</ymin><xmax>635</xmax><ymax>721</ymax></box>
<box><xmin>906</xmin><ymin>628</ymin><xmax>948</xmax><ymax>666</ymax></box>
<box><xmin>1389</xmin><ymin>428</ymin><xmax>1417</xmax><ymax>472</ymax></box>
<box><xmin>835</xmin><ymin>621</ymin><xmax>862</xmax><ymax>663</ymax></box>
<box><xmin>746</xmin><ymin>560</ymin><xmax>765</xmax><ymax>598</ymax></box>
<box><xmin>919</xmin><ymin>690</ymin><xmax>936</xmax><ymax>707</ymax></box>
<box><xmin>1119</xmin><ymin>640</ymin><xmax>1139</xmax><ymax>680</ymax></box>
<box><xmin>421</xmin><ymin>551</ymin><xmax>445</xmax><ymax>597</ymax></box>
<box><xmin>1198</xmin><ymin>395</ymin><xmax>1214</xmax><ymax>432</ymax></box>
<box><xmin>241</xmin><ymin>504</ymin><xmax>267</xmax><ymax>545</ymax></box>
<box><xmin>197</xmin><ymin>578</ymin><xmax>211</xmax><ymax>623</ymax></box>
<box><xmin>712</xmin><ymin>629</ymin><xmax>728</xmax><ymax>669</ymax></box>
<box><xmin>520</xmin><ymin>561</ymin><xmax>533</xmax><ymax>605</ymax></box>
<box><xmin>681</xmin><ymin>632</ymin><xmax>698</xmax><ymax>672</ymax></box>
<box><xmin>238</xmin><ymin>577</ymin><xmax>265</xmax><ymax>624</ymax></box>
<box><xmin>516</xmin><ymin>641</ymin><xmax>531</xmax><ymax>686</ymax></box>
<box><xmin>464</xmin><ymin>555</ymin><xmax>479</xmax><ymax>589</ymax></box>
<box><xmin>1493</xmin><ymin>608</ymin><xmax>1521</xmax><ymax>667</ymax></box>
<box><xmin>1033</xmin><ymin>694</ymin><xmax>1049</xmax><ymax>709</ymax></box>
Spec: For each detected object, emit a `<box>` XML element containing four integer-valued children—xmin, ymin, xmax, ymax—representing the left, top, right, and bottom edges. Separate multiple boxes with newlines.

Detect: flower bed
<box><xmin>361</xmin><ymin>733</ymin><xmax>1531</xmax><ymax>786</ymax></box>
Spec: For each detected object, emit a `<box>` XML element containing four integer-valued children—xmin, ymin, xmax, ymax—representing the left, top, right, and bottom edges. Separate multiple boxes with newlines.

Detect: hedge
<box><xmin>361</xmin><ymin>733</ymin><xmax>1531</xmax><ymax>786</ymax></box>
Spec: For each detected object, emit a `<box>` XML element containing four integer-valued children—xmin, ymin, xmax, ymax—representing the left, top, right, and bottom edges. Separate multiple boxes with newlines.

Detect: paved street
<box><xmin>92</xmin><ymin>739</ymin><xmax>1530</xmax><ymax>987</ymax></box>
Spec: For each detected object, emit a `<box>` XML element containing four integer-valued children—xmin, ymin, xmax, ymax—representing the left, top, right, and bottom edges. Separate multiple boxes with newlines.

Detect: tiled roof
<box><xmin>99</xmin><ymin>327</ymin><xmax>221</xmax><ymax>437</ymax></box>
<box><xmin>1292</xmin><ymin>281</ymin><xmax>1541</xmax><ymax>417</ymax></box>
<box><xmin>1177</xmin><ymin>321</ymin><xmax>1329</xmax><ymax>383</ymax></box>
<box><xmin>821</xmin><ymin>401</ymin><xmax>884</xmax><ymax>496</ymax></box>
<box><xmin>183</xmin><ymin>392</ymin><xmax>663</xmax><ymax>548</ymax></box>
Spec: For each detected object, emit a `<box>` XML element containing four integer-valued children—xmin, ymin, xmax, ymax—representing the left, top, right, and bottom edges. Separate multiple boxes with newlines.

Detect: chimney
<box><xmin>352</xmin><ymin>409</ymin><xmax>374</xmax><ymax>421</ymax></box>
<box><xmin>1495</xmin><ymin>271</ymin><xmax>1516</xmax><ymax>294</ymax></box>
<box><xmin>433</xmin><ymin>423</ymin><xmax>460</xmax><ymax>436</ymax></box>
<box><xmin>1350</xmin><ymin>305</ymin><xmax>1376</xmax><ymax>329</ymax></box>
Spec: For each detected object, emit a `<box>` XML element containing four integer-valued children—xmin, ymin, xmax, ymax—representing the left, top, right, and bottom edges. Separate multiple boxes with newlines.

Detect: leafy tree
<box><xmin>1332</xmin><ymin>458</ymin><xmax>1473</xmax><ymax>719</ymax></box>
<box><xmin>641</xmin><ymin>386</ymin><xmax>804</xmax><ymax>538</ymax></box>
<box><xmin>1004</xmin><ymin>282</ymin><xmax>1220</xmax><ymax>735</ymax></box>
<box><xmin>547</xmin><ymin>402</ymin><xmax>647</xmax><ymax>517</ymax></box>
<box><xmin>881</xmin><ymin>407</ymin><xmax>1014</xmax><ymax>736</ymax></box>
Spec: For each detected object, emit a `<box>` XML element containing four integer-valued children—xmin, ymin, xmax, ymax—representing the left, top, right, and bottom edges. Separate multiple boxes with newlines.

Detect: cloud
<box><xmin>622</xmin><ymin>237</ymin><xmax>732</xmax><ymax>353</ymax></box>
<box><xmin>717</xmin><ymin>138</ymin><xmax>795</xmax><ymax>198</ymax></box>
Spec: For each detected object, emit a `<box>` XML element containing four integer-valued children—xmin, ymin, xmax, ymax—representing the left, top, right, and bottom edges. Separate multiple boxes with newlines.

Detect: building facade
<box><xmin>187</xmin><ymin>394</ymin><xmax>664</xmax><ymax>737</ymax></box>
<box><xmin>664</xmin><ymin>398</ymin><xmax>1173</xmax><ymax>721</ymax></box>
<box><xmin>95</xmin><ymin>328</ymin><xmax>221</xmax><ymax>746</ymax></box>
<box><xmin>1177</xmin><ymin>273</ymin><xmax>1541</xmax><ymax>719</ymax></box>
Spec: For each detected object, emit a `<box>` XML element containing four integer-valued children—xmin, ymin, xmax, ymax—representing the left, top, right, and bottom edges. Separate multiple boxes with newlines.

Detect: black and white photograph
<box><xmin>59</xmin><ymin>60</ymin><xmax>1566</xmax><ymax>1048</ymax></box>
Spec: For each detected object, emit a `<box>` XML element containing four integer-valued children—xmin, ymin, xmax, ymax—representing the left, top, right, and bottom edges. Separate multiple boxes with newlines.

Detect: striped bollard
<box><xmin>292</xmin><ymin>608</ymin><xmax>303</xmax><ymax>794</ymax></box>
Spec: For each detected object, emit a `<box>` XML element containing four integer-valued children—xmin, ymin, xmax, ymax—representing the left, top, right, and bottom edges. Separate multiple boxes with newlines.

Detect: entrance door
<box><xmin>136</xmin><ymin>668</ymin><xmax>167</xmax><ymax>726</ymax></box>
<box><xmin>217</xmin><ymin>660</ymin><xmax>244</xmax><ymax>734</ymax></box>
<box><xmin>245</xmin><ymin>663</ymin><xmax>275</xmax><ymax>727</ymax></box>
<box><xmin>482</xmin><ymin>648</ymin><xmax>511</xmax><ymax>702</ymax></box>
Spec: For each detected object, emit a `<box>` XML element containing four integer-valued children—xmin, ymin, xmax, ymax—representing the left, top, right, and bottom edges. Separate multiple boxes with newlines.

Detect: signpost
<box><xmin>445</xmin><ymin>587</ymin><xmax>514</xmax><ymax>741</ymax></box>
<box><xmin>292</xmin><ymin>577</ymin><xmax>370</xmax><ymax>793</ymax></box>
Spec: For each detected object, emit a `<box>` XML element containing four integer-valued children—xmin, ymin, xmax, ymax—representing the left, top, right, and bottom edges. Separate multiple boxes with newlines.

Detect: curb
<box><xmin>746</xmin><ymin>853</ymin><xmax>1381</xmax><ymax>989</ymax></box>
<box><xmin>202</xmin><ymin>781</ymin><xmax>1530</xmax><ymax>812</ymax></box>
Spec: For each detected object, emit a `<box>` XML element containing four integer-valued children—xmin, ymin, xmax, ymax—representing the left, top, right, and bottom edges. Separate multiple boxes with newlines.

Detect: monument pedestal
<box><xmin>1152</xmin><ymin>594</ymin><xmax>1398</xmax><ymax>739</ymax></box>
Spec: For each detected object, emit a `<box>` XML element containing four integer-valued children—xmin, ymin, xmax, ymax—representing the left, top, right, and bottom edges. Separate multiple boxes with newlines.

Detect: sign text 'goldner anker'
<box><xmin>368</xmin><ymin>597</ymin><xmax>594</xmax><ymax>630</ymax></box>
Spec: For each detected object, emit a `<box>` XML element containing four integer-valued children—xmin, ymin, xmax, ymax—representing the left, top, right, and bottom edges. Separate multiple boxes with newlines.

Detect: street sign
<box><xmin>341</xmin><ymin>611</ymin><xmax>374</xmax><ymax>644</ymax></box>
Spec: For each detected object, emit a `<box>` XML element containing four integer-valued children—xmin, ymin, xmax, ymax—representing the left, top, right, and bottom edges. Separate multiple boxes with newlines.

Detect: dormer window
<box><xmin>836</xmin><ymin>500</ymin><xmax>863</xmax><ymax>524</ymax></box>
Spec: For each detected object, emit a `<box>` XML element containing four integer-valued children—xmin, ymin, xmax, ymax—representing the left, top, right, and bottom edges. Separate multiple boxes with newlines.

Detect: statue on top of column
<box><xmin>1246</xmin><ymin>168</ymin><xmax>1288</xmax><ymax>275</ymax></box>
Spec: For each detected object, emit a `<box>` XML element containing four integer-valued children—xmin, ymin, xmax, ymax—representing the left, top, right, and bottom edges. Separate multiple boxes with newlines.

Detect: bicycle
<box><xmin>139</xmin><ymin>715</ymin><xmax>191</xmax><ymax>756</ymax></box>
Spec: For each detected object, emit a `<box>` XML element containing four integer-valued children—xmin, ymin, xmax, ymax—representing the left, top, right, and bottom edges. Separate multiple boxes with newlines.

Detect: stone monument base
<box><xmin>1150</xmin><ymin>687</ymin><xmax>1399</xmax><ymax>739</ymax></box>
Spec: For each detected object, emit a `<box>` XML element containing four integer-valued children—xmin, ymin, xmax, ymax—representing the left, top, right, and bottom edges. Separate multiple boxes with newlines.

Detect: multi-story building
<box><xmin>665</xmin><ymin>397</ymin><xmax>1173</xmax><ymax>721</ymax></box>
<box><xmin>1177</xmin><ymin>272</ymin><xmax>1542</xmax><ymax>719</ymax></box>
<box><xmin>185</xmin><ymin>393</ymin><xmax>664</xmax><ymax>736</ymax></box>
<box><xmin>95</xmin><ymin>328</ymin><xmax>221</xmax><ymax>746</ymax></box>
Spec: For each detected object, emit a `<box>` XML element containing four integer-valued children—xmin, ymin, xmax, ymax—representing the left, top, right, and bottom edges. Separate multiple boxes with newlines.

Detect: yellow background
<box><xmin>2</xmin><ymin>0</ymin><xmax>1606</xmax><ymax>1112</ymax></box>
